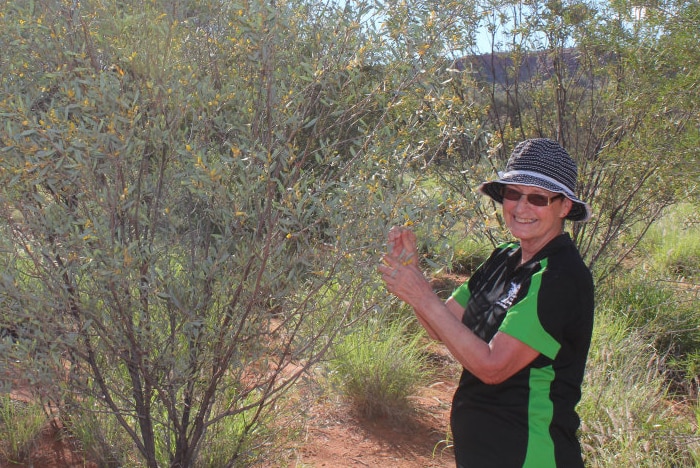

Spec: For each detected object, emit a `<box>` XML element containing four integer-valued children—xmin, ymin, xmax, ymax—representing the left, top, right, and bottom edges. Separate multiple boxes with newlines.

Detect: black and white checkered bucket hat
<box><xmin>478</xmin><ymin>138</ymin><xmax>592</xmax><ymax>222</ymax></box>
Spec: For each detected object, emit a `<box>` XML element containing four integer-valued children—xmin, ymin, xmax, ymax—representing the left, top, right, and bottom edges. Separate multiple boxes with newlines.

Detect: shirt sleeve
<box><xmin>451</xmin><ymin>281</ymin><xmax>471</xmax><ymax>308</ymax></box>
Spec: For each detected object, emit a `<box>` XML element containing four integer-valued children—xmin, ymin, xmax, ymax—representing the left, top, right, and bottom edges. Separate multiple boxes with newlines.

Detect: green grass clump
<box><xmin>601</xmin><ymin>266</ymin><xmax>700</xmax><ymax>395</ymax></box>
<box><xmin>0</xmin><ymin>395</ymin><xmax>48</xmax><ymax>464</ymax></box>
<box><xmin>194</xmin><ymin>388</ymin><xmax>278</xmax><ymax>468</ymax></box>
<box><xmin>329</xmin><ymin>314</ymin><xmax>428</xmax><ymax>420</ymax></box>
<box><xmin>580</xmin><ymin>306</ymin><xmax>699</xmax><ymax>467</ymax></box>
<box><xmin>65</xmin><ymin>401</ymin><xmax>136</xmax><ymax>468</ymax></box>
<box><xmin>195</xmin><ymin>415</ymin><xmax>264</xmax><ymax>467</ymax></box>
<box><xmin>640</xmin><ymin>203</ymin><xmax>700</xmax><ymax>278</ymax></box>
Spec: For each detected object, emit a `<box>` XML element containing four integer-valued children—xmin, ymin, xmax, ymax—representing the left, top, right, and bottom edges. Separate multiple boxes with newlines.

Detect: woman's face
<box><xmin>502</xmin><ymin>184</ymin><xmax>572</xmax><ymax>250</ymax></box>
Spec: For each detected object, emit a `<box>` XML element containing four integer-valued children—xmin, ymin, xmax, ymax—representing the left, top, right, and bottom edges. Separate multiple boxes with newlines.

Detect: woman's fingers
<box><xmin>379</xmin><ymin>254</ymin><xmax>407</xmax><ymax>285</ymax></box>
<box><xmin>386</xmin><ymin>227</ymin><xmax>419</xmax><ymax>266</ymax></box>
<box><xmin>378</xmin><ymin>255</ymin><xmax>395</xmax><ymax>276</ymax></box>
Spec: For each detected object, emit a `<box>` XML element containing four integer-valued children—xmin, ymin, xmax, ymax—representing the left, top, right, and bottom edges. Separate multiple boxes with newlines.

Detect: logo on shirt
<box><xmin>495</xmin><ymin>281</ymin><xmax>522</xmax><ymax>310</ymax></box>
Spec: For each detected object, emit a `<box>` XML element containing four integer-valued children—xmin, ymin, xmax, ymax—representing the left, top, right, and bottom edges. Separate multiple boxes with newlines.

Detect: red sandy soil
<box><xmin>287</xmin><ymin>375</ymin><xmax>457</xmax><ymax>468</ymax></box>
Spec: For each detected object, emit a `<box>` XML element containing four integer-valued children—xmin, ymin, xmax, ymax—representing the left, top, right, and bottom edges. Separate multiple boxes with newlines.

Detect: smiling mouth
<box><xmin>514</xmin><ymin>216</ymin><xmax>537</xmax><ymax>224</ymax></box>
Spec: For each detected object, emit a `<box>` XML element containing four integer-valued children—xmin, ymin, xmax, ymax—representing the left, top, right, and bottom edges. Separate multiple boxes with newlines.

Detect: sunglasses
<box><xmin>502</xmin><ymin>187</ymin><xmax>564</xmax><ymax>207</ymax></box>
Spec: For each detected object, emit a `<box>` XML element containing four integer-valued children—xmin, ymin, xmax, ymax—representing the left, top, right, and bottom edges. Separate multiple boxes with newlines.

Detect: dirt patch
<box><xmin>288</xmin><ymin>382</ymin><xmax>456</xmax><ymax>468</ymax></box>
<box><xmin>287</xmin><ymin>344</ymin><xmax>459</xmax><ymax>468</ymax></box>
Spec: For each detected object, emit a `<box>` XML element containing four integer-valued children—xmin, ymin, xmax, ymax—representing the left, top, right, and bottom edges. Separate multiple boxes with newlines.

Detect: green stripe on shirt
<box><xmin>523</xmin><ymin>365</ymin><xmax>557</xmax><ymax>467</ymax></box>
<box><xmin>499</xmin><ymin>259</ymin><xmax>561</xmax><ymax>359</ymax></box>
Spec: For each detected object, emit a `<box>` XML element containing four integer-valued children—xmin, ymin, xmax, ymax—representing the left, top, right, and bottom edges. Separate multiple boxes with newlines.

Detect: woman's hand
<box><xmin>379</xmin><ymin>227</ymin><xmax>434</xmax><ymax>308</ymax></box>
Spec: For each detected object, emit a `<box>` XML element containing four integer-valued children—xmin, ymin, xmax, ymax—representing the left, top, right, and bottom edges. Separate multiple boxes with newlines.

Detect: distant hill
<box><xmin>450</xmin><ymin>48</ymin><xmax>584</xmax><ymax>85</ymax></box>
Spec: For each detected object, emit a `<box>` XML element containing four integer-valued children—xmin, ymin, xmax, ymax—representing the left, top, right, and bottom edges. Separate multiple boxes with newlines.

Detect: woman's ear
<box><xmin>559</xmin><ymin>197</ymin><xmax>573</xmax><ymax>219</ymax></box>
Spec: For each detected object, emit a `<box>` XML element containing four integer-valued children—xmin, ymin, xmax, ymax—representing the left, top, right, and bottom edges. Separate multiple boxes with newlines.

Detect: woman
<box><xmin>379</xmin><ymin>138</ymin><xmax>594</xmax><ymax>467</ymax></box>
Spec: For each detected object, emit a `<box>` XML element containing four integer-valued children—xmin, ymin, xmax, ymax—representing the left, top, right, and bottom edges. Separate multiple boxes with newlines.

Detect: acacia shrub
<box><xmin>0</xmin><ymin>0</ymin><xmax>450</xmax><ymax>465</ymax></box>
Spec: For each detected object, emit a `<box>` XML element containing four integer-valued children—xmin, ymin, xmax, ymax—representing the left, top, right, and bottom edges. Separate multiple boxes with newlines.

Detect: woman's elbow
<box><xmin>471</xmin><ymin>362</ymin><xmax>515</xmax><ymax>385</ymax></box>
<box><xmin>479</xmin><ymin>371</ymin><xmax>509</xmax><ymax>385</ymax></box>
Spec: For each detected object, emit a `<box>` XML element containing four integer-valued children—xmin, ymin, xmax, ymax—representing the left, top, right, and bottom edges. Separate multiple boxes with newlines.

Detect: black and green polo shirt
<box><xmin>450</xmin><ymin>233</ymin><xmax>594</xmax><ymax>468</ymax></box>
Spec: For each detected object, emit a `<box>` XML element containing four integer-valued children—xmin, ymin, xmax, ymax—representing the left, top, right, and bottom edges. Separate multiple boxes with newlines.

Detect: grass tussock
<box><xmin>580</xmin><ymin>306</ymin><xmax>699</xmax><ymax>467</ymax></box>
<box><xmin>63</xmin><ymin>399</ymin><xmax>137</xmax><ymax>468</ymax></box>
<box><xmin>639</xmin><ymin>203</ymin><xmax>700</xmax><ymax>278</ymax></box>
<box><xmin>450</xmin><ymin>236</ymin><xmax>493</xmax><ymax>276</ymax></box>
<box><xmin>0</xmin><ymin>395</ymin><xmax>47</xmax><ymax>464</ymax></box>
<box><xmin>329</xmin><ymin>313</ymin><xmax>429</xmax><ymax>420</ymax></box>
